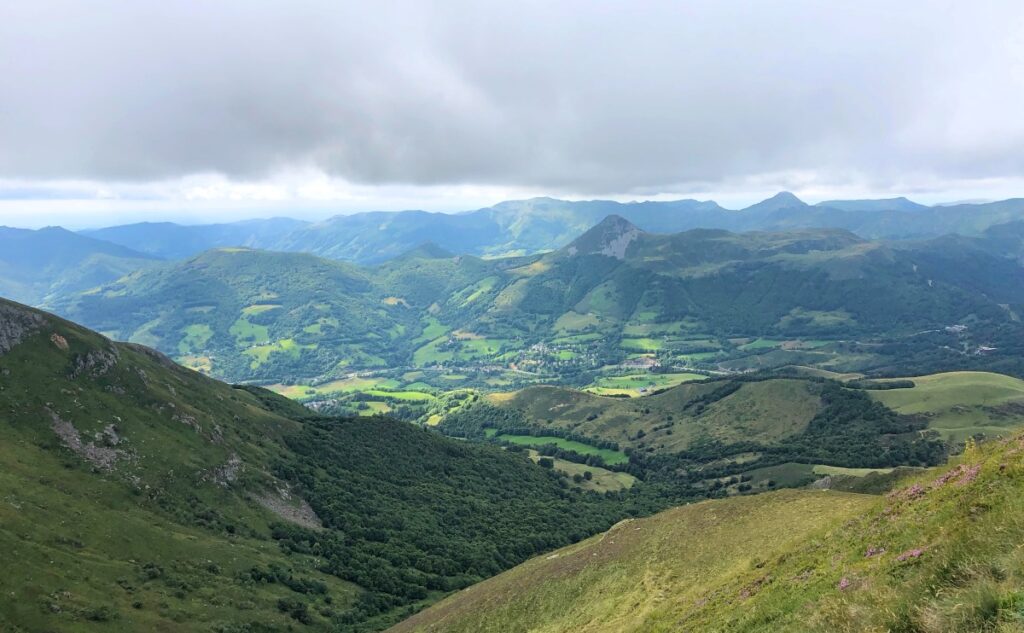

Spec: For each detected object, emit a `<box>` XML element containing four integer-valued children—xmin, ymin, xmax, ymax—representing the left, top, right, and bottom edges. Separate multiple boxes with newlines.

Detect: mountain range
<box><xmin>76</xmin><ymin>192</ymin><xmax>1024</xmax><ymax>264</ymax></box>
<box><xmin>44</xmin><ymin>214</ymin><xmax>1024</xmax><ymax>385</ymax></box>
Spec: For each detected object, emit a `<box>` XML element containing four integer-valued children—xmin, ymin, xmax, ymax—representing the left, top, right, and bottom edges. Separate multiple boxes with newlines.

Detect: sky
<box><xmin>2</xmin><ymin>0</ymin><xmax>1024</xmax><ymax>228</ymax></box>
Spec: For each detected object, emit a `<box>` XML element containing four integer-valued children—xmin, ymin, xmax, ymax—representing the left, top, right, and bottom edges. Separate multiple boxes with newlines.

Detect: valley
<box><xmin>4</xmin><ymin>197</ymin><xmax>1024</xmax><ymax>633</ymax></box>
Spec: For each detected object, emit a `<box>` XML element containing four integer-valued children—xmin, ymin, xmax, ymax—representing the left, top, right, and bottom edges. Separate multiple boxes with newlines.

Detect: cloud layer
<box><xmin>1</xmin><ymin>1</ymin><xmax>1023</xmax><ymax>197</ymax></box>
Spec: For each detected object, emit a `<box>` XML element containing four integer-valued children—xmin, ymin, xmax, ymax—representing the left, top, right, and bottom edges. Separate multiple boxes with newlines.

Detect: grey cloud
<box><xmin>0</xmin><ymin>0</ymin><xmax>1022</xmax><ymax>193</ymax></box>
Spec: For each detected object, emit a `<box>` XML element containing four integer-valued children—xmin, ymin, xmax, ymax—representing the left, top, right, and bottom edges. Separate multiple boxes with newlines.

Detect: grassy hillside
<box><xmin>0</xmin><ymin>299</ymin><xmax>640</xmax><ymax>632</ymax></box>
<box><xmin>871</xmin><ymin>371</ymin><xmax>1024</xmax><ymax>442</ymax></box>
<box><xmin>392</xmin><ymin>434</ymin><xmax>1024</xmax><ymax>632</ymax></box>
<box><xmin>442</xmin><ymin>377</ymin><xmax>948</xmax><ymax>489</ymax></box>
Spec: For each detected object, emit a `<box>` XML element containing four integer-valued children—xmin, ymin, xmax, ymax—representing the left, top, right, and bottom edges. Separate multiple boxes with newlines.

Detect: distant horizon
<box><xmin>0</xmin><ymin>189</ymin><xmax>1013</xmax><ymax>231</ymax></box>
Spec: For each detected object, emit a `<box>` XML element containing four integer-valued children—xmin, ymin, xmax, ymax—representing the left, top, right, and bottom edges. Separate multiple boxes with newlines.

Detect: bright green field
<box><xmin>363</xmin><ymin>389</ymin><xmax>436</xmax><ymax>402</ymax></box>
<box><xmin>586</xmin><ymin>372</ymin><xmax>706</xmax><ymax>396</ymax></box>
<box><xmin>229</xmin><ymin>317</ymin><xmax>269</xmax><ymax>345</ymax></box>
<box><xmin>494</xmin><ymin>434</ymin><xmax>629</xmax><ymax>465</ymax></box>
<box><xmin>871</xmin><ymin>371</ymin><xmax>1024</xmax><ymax>441</ymax></box>
<box><xmin>738</xmin><ymin>338</ymin><xmax>783</xmax><ymax>351</ymax></box>
<box><xmin>619</xmin><ymin>337</ymin><xmax>664</xmax><ymax>351</ymax></box>
<box><xmin>177</xmin><ymin>323</ymin><xmax>213</xmax><ymax>354</ymax></box>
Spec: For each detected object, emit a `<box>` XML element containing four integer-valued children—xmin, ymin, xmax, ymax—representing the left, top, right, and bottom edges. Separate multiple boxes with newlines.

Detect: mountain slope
<box><xmin>0</xmin><ymin>299</ymin><xmax>634</xmax><ymax>631</ymax></box>
<box><xmin>49</xmin><ymin>218</ymin><xmax>1024</xmax><ymax>383</ymax></box>
<box><xmin>391</xmin><ymin>436</ymin><xmax>1024</xmax><ymax>632</ymax></box>
<box><xmin>0</xmin><ymin>226</ymin><xmax>158</xmax><ymax>305</ymax></box>
<box><xmin>440</xmin><ymin>375</ymin><xmax>948</xmax><ymax>490</ymax></box>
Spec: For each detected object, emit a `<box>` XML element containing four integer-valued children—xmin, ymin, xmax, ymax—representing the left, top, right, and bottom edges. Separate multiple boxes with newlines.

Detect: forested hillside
<box><xmin>392</xmin><ymin>433</ymin><xmax>1024</xmax><ymax>632</ymax></box>
<box><xmin>0</xmin><ymin>299</ymin><xmax>645</xmax><ymax>631</ymax></box>
<box><xmin>47</xmin><ymin>217</ymin><xmax>1024</xmax><ymax>386</ymax></box>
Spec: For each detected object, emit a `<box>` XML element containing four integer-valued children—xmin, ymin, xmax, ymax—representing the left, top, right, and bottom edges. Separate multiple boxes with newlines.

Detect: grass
<box><xmin>363</xmin><ymin>389</ymin><xmax>436</xmax><ymax>402</ymax></box>
<box><xmin>871</xmin><ymin>371</ymin><xmax>1024</xmax><ymax>442</ymax></box>
<box><xmin>491</xmin><ymin>379</ymin><xmax>821</xmax><ymax>455</ymax></box>
<box><xmin>739</xmin><ymin>338</ymin><xmax>783</xmax><ymax>351</ymax></box>
<box><xmin>177</xmin><ymin>323</ymin><xmax>213</xmax><ymax>355</ymax></box>
<box><xmin>243</xmin><ymin>338</ymin><xmax>315</xmax><ymax>369</ymax></box>
<box><xmin>240</xmin><ymin>303</ymin><xmax>281</xmax><ymax>316</ymax></box>
<box><xmin>413</xmin><ymin>337</ymin><xmax>453</xmax><ymax>366</ymax></box>
<box><xmin>524</xmin><ymin>450</ymin><xmax>635</xmax><ymax>493</ymax></box>
<box><xmin>812</xmin><ymin>464</ymin><xmax>896</xmax><ymax>477</ymax></box>
<box><xmin>390</xmin><ymin>490</ymin><xmax>874</xmax><ymax>633</ymax></box>
<box><xmin>493</xmin><ymin>434</ymin><xmax>629</xmax><ymax>465</ymax></box>
<box><xmin>229</xmin><ymin>316</ymin><xmax>269</xmax><ymax>345</ymax></box>
<box><xmin>585</xmin><ymin>372</ymin><xmax>706</xmax><ymax>396</ymax></box>
<box><xmin>268</xmin><ymin>376</ymin><xmax>400</xmax><ymax>399</ymax></box>
<box><xmin>554</xmin><ymin>311</ymin><xmax>600</xmax><ymax>332</ymax></box>
<box><xmin>619</xmin><ymin>337</ymin><xmax>664</xmax><ymax>351</ymax></box>
<box><xmin>394</xmin><ymin>436</ymin><xmax>1024</xmax><ymax>632</ymax></box>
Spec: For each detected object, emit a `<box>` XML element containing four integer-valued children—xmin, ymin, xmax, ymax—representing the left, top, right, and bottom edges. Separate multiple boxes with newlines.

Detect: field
<box><xmin>812</xmin><ymin>464</ymin><xmax>895</xmax><ymax>477</ymax></box>
<box><xmin>871</xmin><ymin>371</ymin><xmax>1024</xmax><ymax>441</ymax></box>
<box><xmin>494</xmin><ymin>433</ymin><xmax>629</xmax><ymax>465</ymax></box>
<box><xmin>268</xmin><ymin>375</ymin><xmax>401</xmax><ymax>399</ymax></box>
<box><xmin>177</xmin><ymin>323</ymin><xmax>213</xmax><ymax>354</ymax></box>
<box><xmin>584</xmin><ymin>372</ymin><xmax>705</xmax><ymax>396</ymax></box>
<box><xmin>243</xmin><ymin>338</ymin><xmax>315</xmax><ymax>368</ymax></box>
<box><xmin>524</xmin><ymin>450</ymin><xmax>636</xmax><ymax>493</ymax></box>
<box><xmin>619</xmin><ymin>337</ymin><xmax>664</xmax><ymax>351</ymax></box>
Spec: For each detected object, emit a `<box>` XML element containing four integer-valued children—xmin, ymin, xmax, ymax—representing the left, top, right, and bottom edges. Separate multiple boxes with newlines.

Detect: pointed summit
<box><xmin>744</xmin><ymin>191</ymin><xmax>808</xmax><ymax>213</ymax></box>
<box><xmin>564</xmin><ymin>215</ymin><xmax>643</xmax><ymax>260</ymax></box>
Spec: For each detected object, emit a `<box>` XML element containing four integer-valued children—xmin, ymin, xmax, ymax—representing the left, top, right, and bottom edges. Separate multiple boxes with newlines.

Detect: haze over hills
<box><xmin>0</xmin><ymin>226</ymin><xmax>159</xmax><ymax>305</ymax></box>
<box><xmin>43</xmin><ymin>214</ymin><xmax>1024</xmax><ymax>386</ymax></box>
<box><xmin>69</xmin><ymin>193</ymin><xmax>1024</xmax><ymax>264</ymax></box>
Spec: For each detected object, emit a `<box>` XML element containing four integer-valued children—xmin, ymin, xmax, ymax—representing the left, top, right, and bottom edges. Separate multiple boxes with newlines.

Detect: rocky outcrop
<box><xmin>0</xmin><ymin>302</ymin><xmax>46</xmax><ymax>356</ymax></box>
<box><xmin>256</xmin><ymin>486</ymin><xmax>323</xmax><ymax>530</ymax></box>
<box><xmin>49</xmin><ymin>410</ymin><xmax>127</xmax><ymax>470</ymax></box>
<box><xmin>205</xmin><ymin>454</ymin><xmax>243</xmax><ymax>487</ymax></box>
<box><xmin>69</xmin><ymin>348</ymin><xmax>119</xmax><ymax>379</ymax></box>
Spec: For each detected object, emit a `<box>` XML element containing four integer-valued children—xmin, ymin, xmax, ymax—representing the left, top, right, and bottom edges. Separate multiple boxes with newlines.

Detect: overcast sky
<box><xmin>2</xmin><ymin>1</ymin><xmax>1023</xmax><ymax>228</ymax></box>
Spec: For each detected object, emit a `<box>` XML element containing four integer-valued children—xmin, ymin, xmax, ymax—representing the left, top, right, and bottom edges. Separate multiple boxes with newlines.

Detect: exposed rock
<box><xmin>0</xmin><ymin>302</ymin><xmax>46</xmax><ymax>356</ymax></box>
<box><xmin>50</xmin><ymin>333</ymin><xmax>69</xmax><ymax>351</ymax></box>
<box><xmin>174</xmin><ymin>411</ymin><xmax>202</xmax><ymax>433</ymax></box>
<box><xmin>69</xmin><ymin>348</ymin><xmax>119</xmax><ymax>379</ymax></box>
<box><xmin>49</xmin><ymin>410</ymin><xmax>126</xmax><ymax>470</ymax></box>
<box><xmin>205</xmin><ymin>454</ymin><xmax>243</xmax><ymax>487</ymax></box>
<box><xmin>256</xmin><ymin>486</ymin><xmax>323</xmax><ymax>530</ymax></box>
<box><xmin>809</xmin><ymin>476</ymin><xmax>833</xmax><ymax>490</ymax></box>
<box><xmin>93</xmin><ymin>423</ymin><xmax>123</xmax><ymax>446</ymax></box>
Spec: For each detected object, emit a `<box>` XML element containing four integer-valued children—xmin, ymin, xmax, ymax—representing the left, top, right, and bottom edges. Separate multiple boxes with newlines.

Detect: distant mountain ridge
<box><xmin>76</xmin><ymin>193</ymin><xmax>1024</xmax><ymax>264</ymax></box>
<box><xmin>0</xmin><ymin>225</ymin><xmax>158</xmax><ymax>304</ymax></box>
